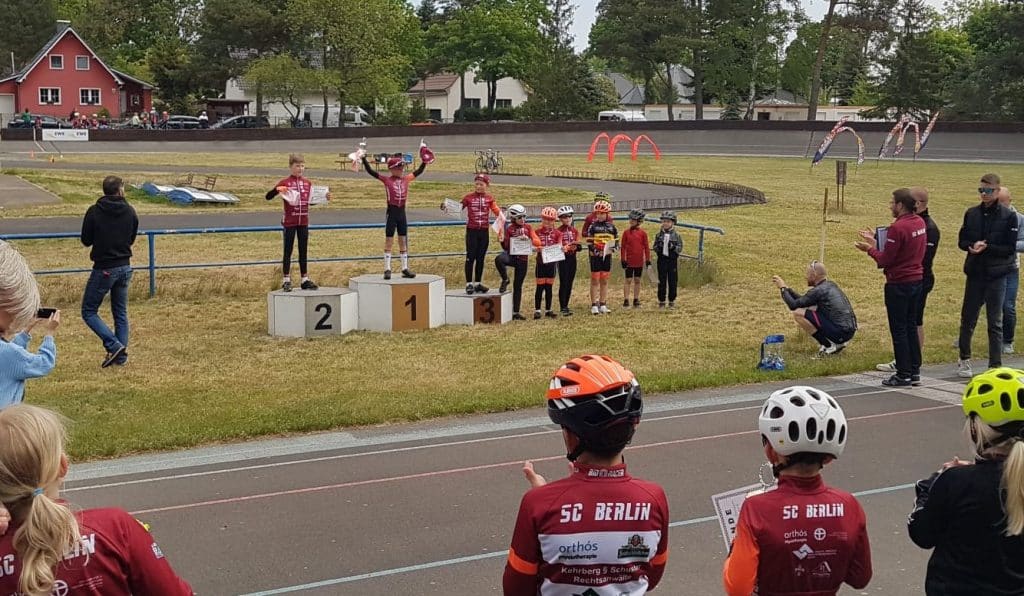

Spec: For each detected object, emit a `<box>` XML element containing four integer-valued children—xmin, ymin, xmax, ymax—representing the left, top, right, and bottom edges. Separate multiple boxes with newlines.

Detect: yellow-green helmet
<box><xmin>962</xmin><ymin>367</ymin><xmax>1024</xmax><ymax>427</ymax></box>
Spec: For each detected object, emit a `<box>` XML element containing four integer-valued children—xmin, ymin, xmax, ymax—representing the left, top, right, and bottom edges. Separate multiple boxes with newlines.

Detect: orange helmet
<box><xmin>547</xmin><ymin>355</ymin><xmax>643</xmax><ymax>461</ymax></box>
<box><xmin>541</xmin><ymin>207</ymin><xmax>558</xmax><ymax>220</ymax></box>
<box><xmin>593</xmin><ymin>200</ymin><xmax>611</xmax><ymax>213</ymax></box>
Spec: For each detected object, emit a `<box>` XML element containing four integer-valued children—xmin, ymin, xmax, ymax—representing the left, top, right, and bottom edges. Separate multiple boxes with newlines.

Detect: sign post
<box><xmin>835</xmin><ymin>160</ymin><xmax>848</xmax><ymax>212</ymax></box>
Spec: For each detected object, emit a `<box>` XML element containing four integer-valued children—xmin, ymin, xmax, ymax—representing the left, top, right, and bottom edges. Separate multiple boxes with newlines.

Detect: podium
<box><xmin>445</xmin><ymin>290</ymin><xmax>512</xmax><ymax>325</ymax></box>
<box><xmin>349</xmin><ymin>274</ymin><xmax>445</xmax><ymax>332</ymax></box>
<box><xmin>268</xmin><ymin>287</ymin><xmax>358</xmax><ymax>337</ymax></box>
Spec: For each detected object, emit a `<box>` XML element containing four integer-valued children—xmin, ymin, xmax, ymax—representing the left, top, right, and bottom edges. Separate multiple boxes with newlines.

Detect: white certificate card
<box><xmin>510</xmin><ymin>236</ymin><xmax>534</xmax><ymax>256</ymax></box>
<box><xmin>310</xmin><ymin>186</ymin><xmax>329</xmax><ymax>205</ymax></box>
<box><xmin>541</xmin><ymin>244</ymin><xmax>565</xmax><ymax>263</ymax></box>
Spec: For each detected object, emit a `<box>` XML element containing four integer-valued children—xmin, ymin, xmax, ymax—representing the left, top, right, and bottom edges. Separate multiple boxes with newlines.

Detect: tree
<box><xmin>245</xmin><ymin>54</ymin><xmax>316</xmax><ymax>121</ymax></box>
<box><xmin>417</xmin><ymin>0</ymin><xmax>442</xmax><ymax>28</ymax></box>
<box><xmin>782</xmin><ymin>22</ymin><xmax>869</xmax><ymax>103</ymax></box>
<box><xmin>866</xmin><ymin>27</ymin><xmax>971</xmax><ymax>118</ymax></box>
<box><xmin>61</xmin><ymin>0</ymin><xmax>200</xmax><ymax>67</ymax></box>
<box><xmin>0</xmin><ymin>0</ymin><xmax>58</xmax><ymax>76</ymax></box>
<box><xmin>952</xmin><ymin>1</ymin><xmax>1024</xmax><ymax>120</ymax></box>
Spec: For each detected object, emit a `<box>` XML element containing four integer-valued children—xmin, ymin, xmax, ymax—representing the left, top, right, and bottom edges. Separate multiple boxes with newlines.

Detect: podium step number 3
<box><xmin>445</xmin><ymin>290</ymin><xmax>512</xmax><ymax>325</ymax></box>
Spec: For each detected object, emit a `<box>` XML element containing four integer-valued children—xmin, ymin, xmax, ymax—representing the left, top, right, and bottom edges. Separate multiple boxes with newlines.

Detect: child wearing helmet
<box><xmin>723</xmin><ymin>386</ymin><xmax>872</xmax><ymax>596</ymax></box>
<box><xmin>621</xmin><ymin>209</ymin><xmax>651</xmax><ymax>308</ymax></box>
<box><xmin>503</xmin><ymin>355</ymin><xmax>670</xmax><ymax>596</ymax></box>
<box><xmin>361</xmin><ymin>152</ymin><xmax>428</xmax><ymax>280</ymax></box>
<box><xmin>580</xmin><ymin>192</ymin><xmax>613</xmax><ymax>241</ymax></box>
<box><xmin>556</xmin><ymin>206</ymin><xmax>582</xmax><ymax>316</ymax></box>
<box><xmin>456</xmin><ymin>174</ymin><xmax>502</xmax><ymax>294</ymax></box>
<box><xmin>586</xmin><ymin>200</ymin><xmax>618</xmax><ymax>315</ymax></box>
<box><xmin>533</xmin><ymin>207</ymin><xmax>564</xmax><ymax>319</ymax></box>
<box><xmin>652</xmin><ymin>212</ymin><xmax>682</xmax><ymax>309</ymax></box>
<box><xmin>908</xmin><ymin>367</ymin><xmax>1024</xmax><ymax>593</ymax></box>
<box><xmin>496</xmin><ymin>205</ymin><xmax>541</xmax><ymax>320</ymax></box>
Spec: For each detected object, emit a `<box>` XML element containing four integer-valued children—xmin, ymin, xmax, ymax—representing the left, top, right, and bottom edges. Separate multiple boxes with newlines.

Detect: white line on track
<box><xmin>236</xmin><ymin>482</ymin><xmax>917</xmax><ymax>595</ymax></box>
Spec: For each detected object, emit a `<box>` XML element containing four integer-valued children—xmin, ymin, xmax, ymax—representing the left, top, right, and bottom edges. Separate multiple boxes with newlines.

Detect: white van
<box><xmin>302</xmin><ymin>105</ymin><xmax>372</xmax><ymax>127</ymax></box>
<box><xmin>598</xmin><ymin>110</ymin><xmax>647</xmax><ymax>122</ymax></box>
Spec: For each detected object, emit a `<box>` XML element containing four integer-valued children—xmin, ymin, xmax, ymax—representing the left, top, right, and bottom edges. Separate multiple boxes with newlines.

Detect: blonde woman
<box><xmin>909</xmin><ymin>367</ymin><xmax>1024</xmax><ymax>593</ymax></box>
<box><xmin>0</xmin><ymin>405</ymin><xmax>192</xmax><ymax>595</ymax></box>
<box><xmin>0</xmin><ymin>241</ymin><xmax>40</xmax><ymax>338</ymax></box>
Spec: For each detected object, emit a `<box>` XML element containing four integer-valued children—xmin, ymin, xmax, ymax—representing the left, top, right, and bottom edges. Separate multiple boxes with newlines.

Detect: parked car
<box><xmin>6</xmin><ymin>114</ymin><xmax>70</xmax><ymax>129</ymax></box>
<box><xmin>159</xmin><ymin>115</ymin><xmax>203</xmax><ymax>130</ymax></box>
<box><xmin>211</xmin><ymin>115</ymin><xmax>270</xmax><ymax>129</ymax></box>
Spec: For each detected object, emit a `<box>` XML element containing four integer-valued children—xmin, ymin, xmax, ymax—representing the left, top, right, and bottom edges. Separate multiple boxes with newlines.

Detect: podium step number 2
<box><xmin>268</xmin><ymin>288</ymin><xmax>357</xmax><ymax>337</ymax></box>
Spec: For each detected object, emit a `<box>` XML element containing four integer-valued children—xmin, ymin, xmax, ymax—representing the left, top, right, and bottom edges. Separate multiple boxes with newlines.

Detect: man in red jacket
<box><xmin>856</xmin><ymin>188</ymin><xmax>927</xmax><ymax>387</ymax></box>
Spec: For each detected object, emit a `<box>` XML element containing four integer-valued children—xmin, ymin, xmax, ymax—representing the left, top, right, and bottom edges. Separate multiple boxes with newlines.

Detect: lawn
<box><xmin>4</xmin><ymin>153</ymin><xmax>1023</xmax><ymax>460</ymax></box>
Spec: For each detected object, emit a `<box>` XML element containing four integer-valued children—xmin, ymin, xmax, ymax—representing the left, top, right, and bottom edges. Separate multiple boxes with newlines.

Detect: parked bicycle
<box><xmin>474</xmin><ymin>148</ymin><xmax>504</xmax><ymax>174</ymax></box>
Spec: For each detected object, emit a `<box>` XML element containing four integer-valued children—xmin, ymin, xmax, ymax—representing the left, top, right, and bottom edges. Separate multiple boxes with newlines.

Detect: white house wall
<box><xmin>412</xmin><ymin>72</ymin><xmax>529</xmax><ymax>122</ymax></box>
<box><xmin>225</xmin><ymin>78</ymin><xmax>340</xmax><ymax>125</ymax></box>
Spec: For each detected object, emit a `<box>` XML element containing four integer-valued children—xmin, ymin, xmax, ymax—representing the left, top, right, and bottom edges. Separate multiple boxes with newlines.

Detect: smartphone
<box><xmin>36</xmin><ymin>308</ymin><xmax>57</xmax><ymax>319</ymax></box>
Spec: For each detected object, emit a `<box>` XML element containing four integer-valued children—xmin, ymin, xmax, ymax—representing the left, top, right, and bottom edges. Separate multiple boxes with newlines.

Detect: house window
<box><xmin>495</xmin><ymin>99</ymin><xmax>512</xmax><ymax>109</ymax></box>
<box><xmin>463</xmin><ymin>98</ymin><xmax>481</xmax><ymax>109</ymax></box>
<box><xmin>39</xmin><ymin>88</ymin><xmax>61</xmax><ymax>105</ymax></box>
<box><xmin>428</xmin><ymin>109</ymin><xmax>442</xmax><ymax>121</ymax></box>
<box><xmin>80</xmin><ymin>89</ymin><xmax>101</xmax><ymax>105</ymax></box>
<box><xmin>49</xmin><ymin>55</ymin><xmax>63</xmax><ymax>70</ymax></box>
<box><xmin>76</xmin><ymin>56</ymin><xmax>89</xmax><ymax>70</ymax></box>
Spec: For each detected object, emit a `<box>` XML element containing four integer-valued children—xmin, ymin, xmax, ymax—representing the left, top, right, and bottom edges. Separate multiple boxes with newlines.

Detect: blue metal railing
<box><xmin>2</xmin><ymin>218</ymin><xmax>724</xmax><ymax>297</ymax></box>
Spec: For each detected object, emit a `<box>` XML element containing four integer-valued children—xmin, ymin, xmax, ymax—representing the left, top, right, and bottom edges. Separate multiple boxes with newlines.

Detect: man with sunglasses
<box><xmin>955</xmin><ymin>173</ymin><xmax>1019</xmax><ymax>378</ymax></box>
<box><xmin>772</xmin><ymin>260</ymin><xmax>857</xmax><ymax>357</ymax></box>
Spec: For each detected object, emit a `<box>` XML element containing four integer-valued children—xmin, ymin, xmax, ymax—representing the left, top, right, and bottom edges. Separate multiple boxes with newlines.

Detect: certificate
<box><xmin>601</xmin><ymin>239</ymin><xmax>618</xmax><ymax>257</ymax></box>
<box><xmin>711</xmin><ymin>483</ymin><xmax>773</xmax><ymax>549</ymax></box>
<box><xmin>279</xmin><ymin>189</ymin><xmax>299</xmax><ymax>206</ymax></box>
<box><xmin>491</xmin><ymin>212</ymin><xmax>506</xmax><ymax>235</ymax></box>
<box><xmin>441</xmin><ymin>198</ymin><xmax>465</xmax><ymax>220</ymax></box>
<box><xmin>646</xmin><ymin>263</ymin><xmax>658</xmax><ymax>284</ymax></box>
<box><xmin>541</xmin><ymin>244</ymin><xmax>565</xmax><ymax>264</ymax></box>
<box><xmin>510</xmin><ymin>236</ymin><xmax>534</xmax><ymax>256</ymax></box>
<box><xmin>875</xmin><ymin>226</ymin><xmax>889</xmax><ymax>252</ymax></box>
<box><xmin>310</xmin><ymin>186</ymin><xmax>329</xmax><ymax>205</ymax></box>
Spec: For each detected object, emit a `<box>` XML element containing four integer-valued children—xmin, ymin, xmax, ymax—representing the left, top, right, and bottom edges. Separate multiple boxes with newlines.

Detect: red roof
<box><xmin>408</xmin><ymin>73</ymin><xmax>460</xmax><ymax>95</ymax></box>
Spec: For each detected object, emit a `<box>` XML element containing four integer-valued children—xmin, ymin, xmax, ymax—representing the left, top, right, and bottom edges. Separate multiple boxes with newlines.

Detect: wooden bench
<box><xmin>174</xmin><ymin>172</ymin><xmax>217</xmax><ymax>191</ymax></box>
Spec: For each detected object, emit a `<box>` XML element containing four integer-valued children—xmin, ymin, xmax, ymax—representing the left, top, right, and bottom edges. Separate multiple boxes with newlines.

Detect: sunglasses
<box><xmin>979</xmin><ymin>187</ymin><xmax>996</xmax><ymax>195</ymax></box>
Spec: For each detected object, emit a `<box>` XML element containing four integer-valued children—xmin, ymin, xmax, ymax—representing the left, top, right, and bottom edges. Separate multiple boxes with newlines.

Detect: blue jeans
<box><xmin>1004</xmin><ymin>269</ymin><xmax>1019</xmax><ymax>344</ymax></box>
<box><xmin>81</xmin><ymin>266</ymin><xmax>132</xmax><ymax>354</ymax></box>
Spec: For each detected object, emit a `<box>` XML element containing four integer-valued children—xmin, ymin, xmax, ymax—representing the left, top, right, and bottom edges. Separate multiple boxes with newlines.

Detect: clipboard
<box><xmin>875</xmin><ymin>226</ymin><xmax>889</xmax><ymax>252</ymax></box>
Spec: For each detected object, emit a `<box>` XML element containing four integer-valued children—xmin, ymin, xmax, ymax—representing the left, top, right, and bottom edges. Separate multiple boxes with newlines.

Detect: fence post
<box><xmin>697</xmin><ymin>229</ymin><xmax>706</xmax><ymax>265</ymax></box>
<box><xmin>147</xmin><ymin>232</ymin><xmax>156</xmax><ymax>297</ymax></box>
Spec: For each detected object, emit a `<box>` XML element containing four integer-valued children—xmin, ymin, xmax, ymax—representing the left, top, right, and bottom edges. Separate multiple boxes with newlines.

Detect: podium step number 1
<box><xmin>392</xmin><ymin>284</ymin><xmax>429</xmax><ymax>331</ymax></box>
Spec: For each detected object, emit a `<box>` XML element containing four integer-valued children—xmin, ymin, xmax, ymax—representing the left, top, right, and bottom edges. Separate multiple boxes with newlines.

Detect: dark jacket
<box><xmin>81</xmin><ymin>196</ymin><xmax>138</xmax><ymax>269</ymax></box>
<box><xmin>867</xmin><ymin>212</ymin><xmax>927</xmax><ymax>284</ymax></box>
<box><xmin>781</xmin><ymin>279</ymin><xmax>858</xmax><ymax>334</ymax></box>
<box><xmin>653</xmin><ymin>229</ymin><xmax>683</xmax><ymax>259</ymax></box>
<box><xmin>920</xmin><ymin>209</ymin><xmax>940</xmax><ymax>280</ymax></box>
<box><xmin>958</xmin><ymin>201</ymin><xmax>1018</xmax><ymax>280</ymax></box>
<box><xmin>909</xmin><ymin>459</ymin><xmax>1024</xmax><ymax>595</ymax></box>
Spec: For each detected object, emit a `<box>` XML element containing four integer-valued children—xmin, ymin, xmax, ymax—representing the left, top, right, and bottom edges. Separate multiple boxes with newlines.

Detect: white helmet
<box><xmin>557</xmin><ymin>205</ymin><xmax>574</xmax><ymax>217</ymax></box>
<box><xmin>507</xmin><ymin>204</ymin><xmax>526</xmax><ymax>219</ymax></box>
<box><xmin>758</xmin><ymin>386</ymin><xmax>847</xmax><ymax>457</ymax></box>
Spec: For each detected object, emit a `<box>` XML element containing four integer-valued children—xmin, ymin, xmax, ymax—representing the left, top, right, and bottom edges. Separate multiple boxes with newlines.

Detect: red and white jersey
<box><xmin>536</xmin><ymin>226</ymin><xmax>563</xmax><ymax>249</ymax></box>
<box><xmin>558</xmin><ymin>223</ymin><xmax>580</xmax><ymax>253</ymax></box>
<box><xmin>377</xmin><ymin>174</ymin><xmax>416</xmax><ymax>208</ymax></box>
<box><xmin>503</xmin><ymin>463</ymin><xmax>670</xmax><ymax>596</ymax></box>
<box><xmin>461</xmin><ymin>192</ymin><xmax>500</xmax><ymax>230</ymax></box>
<box><xmin>275</xmin><ymin>175</ymin><xmax>312</xmax><ymax>227</ymax></box>
<box><xmin>0</xmin><ymin>507</ymin><xmax>192</xmax><ymax>595</ymax></box>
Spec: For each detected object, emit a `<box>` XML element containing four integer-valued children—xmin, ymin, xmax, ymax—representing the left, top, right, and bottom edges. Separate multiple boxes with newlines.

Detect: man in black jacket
<box><xmin>957</xmin><ymin>173</ymin><xmax>1018</xmax><ymax>378</ymax></box>
<box><xmin>81</xmin><ymin>176</ymin><xmax>138</xmax><ymax>368</ymax></box>
<box><xmin>772</xmin><ymin>260</ymin><xmax>858</xmax><ymax>357</ymax></box>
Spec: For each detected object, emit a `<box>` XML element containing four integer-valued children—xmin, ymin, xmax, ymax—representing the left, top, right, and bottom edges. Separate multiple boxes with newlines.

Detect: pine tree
<box><xmin>1</xmin><ymin>0</ymin><xmax>58</xmax><ymax>76</ymax></box>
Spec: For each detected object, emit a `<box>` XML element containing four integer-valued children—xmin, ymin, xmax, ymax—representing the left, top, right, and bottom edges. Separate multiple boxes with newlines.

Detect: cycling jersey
<box><xmin>586</xmin><ymin>220</ymin><xmax>619</xmax><ymax>258</ymax></box>
<box><xmin>362</xmin><ymin>156</ymin><xmax>426</xmax><ymax>207</ymax></box>
<box><xmin>558</xmin><ymin>224</ymin><xmax>581</xmax><ymax>254</ymax></box>
<box><xmin>0</xmin><ymin>507</ymin><xmax>192</xmax><ymax>595</ymax></box>
<box><xmin>621</xmin><ymin>228</ymin><xmax>651</xmax><ymax>268</ymax></box>
<box><xmin>908</xmin><ymin>458</ymin><xmax>1024</xmax><ymax>595</ymax></box>
<box><xmin>461</xmin><ymin>192</ymin><xmax>501</xmax><ymax>230</ymax></box>
<box><xmin>268</xmin><ymin>175</ymin><xmax>311</xmax><ymax>227</ymax></box>
<box><xmin>536</xmin><ymin>227</ymin><xmax>564</xmax><ymax>261</ymax></box>
<box><xmin>723</xmin><ymin>474</ymin><xmax>871</xmax><ymax>596</ymax></box>
<box><xmin>503</xmin><ymin>462</ymin><xmax>669</xmax><ymax>596</ymax></box>
<box><xmin>502</xmin><ymin>222</ymin><xmax>542</xmax><ymax>263</ymax></box>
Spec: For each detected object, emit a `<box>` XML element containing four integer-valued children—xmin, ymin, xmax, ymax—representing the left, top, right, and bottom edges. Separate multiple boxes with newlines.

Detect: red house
<box><xmin>0</xmin><ymin>21</ymin><xmax>155</xmax><ymax>121</ymax></box>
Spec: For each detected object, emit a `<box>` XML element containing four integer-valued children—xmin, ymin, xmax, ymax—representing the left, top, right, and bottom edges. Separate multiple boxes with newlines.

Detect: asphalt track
<box><xmin>64</xmin><ymin>361</ymin><xmax>988</xmax><ymax>595</ymax></box>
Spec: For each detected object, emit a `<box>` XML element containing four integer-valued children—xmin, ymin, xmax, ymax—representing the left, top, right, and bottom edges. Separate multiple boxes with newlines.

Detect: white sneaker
<box><xmin>952</xmin><ymin>338</ymin><xmax>960</xmax><ymax>349</ymax></box>
<box><xmin>957</xmin><ymin>359</ymin><xmax>973</xmax><ymax>378</ymax></box>
<box><xmin>876</xmin><ymin>360</ymin><xmax>896</xmax><ymax>372</ymax></box>
<box><xmin>1004</xmin><ymin>343</ymin><xmax>1015</xmax><ymax>355</ymax></box>
<box><xmin>591</xmin><ymin>304</ymin><xmax>600</xmax><ymax>315</ymax></box>
<box><xmin>599</xmin><ymin>304</ymin><xmax>610</xmax><ymax>314</ymax></box>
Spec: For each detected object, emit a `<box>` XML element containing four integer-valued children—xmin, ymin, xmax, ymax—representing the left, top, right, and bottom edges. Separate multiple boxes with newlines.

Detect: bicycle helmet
<box><xmin>660</xmin><ymin>211</ymin><xmax>677</xmax><ymax>223</ymax></box>
<box><xmin>386</xmin><ymin>156</ymin><xmax>404</xmax><ymax>170</ymax></box>
<box><xmin>963</xmin><ymin>367</ymin><xmax>1024</xmax><ymax>428</ymax></box>
<box><xmin>557</xmin><ymin>205</ymin><xmax>574</xmax><ymax>217</ymax></box>
<box><xmin>547</xmin><ymin>355</ymin><xmax>643</xmax><ymax>461</ymax></box>
<box><xmin>541</xmin><ymin>207</ymin><xmax>558</xmax><ymax>220</ymax></box>
<box><xmin>758</xmin><ymin>386</ymin><xmax>847</xmax><ymax>458</ymax></box>
<box><xmin>595</xmin><ymin>192</ymin><xmax>613</xmax><ymax>201</ymax></box>
<box><xmin>474</xmin><ymin>173</ymin><xmax>490</xmax><ymax>185</ymax></box>
<box><xmin>507</xmin><ymin>204</ymin><xmax>526</xmax><ymax>219</ymax></box>
<box><xmin>629</xmin><ymin>209</ymin><xmax>645</xmax><ymax>221</ymax></box>
<box><xmin>594</xmin><ymin>200</ymin><xmax>612</xmax><ymax>213</ymax></box>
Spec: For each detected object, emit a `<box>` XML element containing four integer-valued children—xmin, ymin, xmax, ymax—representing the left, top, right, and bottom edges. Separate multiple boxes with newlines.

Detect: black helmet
<box><xmin>660</xmin><ymin>211</ymin><xmax>677</xmax><ymax>223</ymax></box>
<box><xmin>628</xmin><ymin>209</ymin><xmax>645</xmax><ymax>221</ymax></box>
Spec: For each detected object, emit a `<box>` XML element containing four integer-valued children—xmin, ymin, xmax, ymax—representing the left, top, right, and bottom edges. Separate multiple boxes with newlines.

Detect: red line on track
<box><xmin>130</xmin><ymin>404</ymin><xmax>954</xmax><ymax>516</ymax></box>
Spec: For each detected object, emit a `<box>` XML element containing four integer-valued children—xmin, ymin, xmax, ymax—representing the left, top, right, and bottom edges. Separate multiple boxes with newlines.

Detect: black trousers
<box><xmin>657</xmin><ymin>255</ymin><xmax>678</xmax><ymax>303</ymax></box>
<box><xmin>496</xmin><ymin>253</ymin><xmax>528</xmax><ymax>312</ymax></box>
<box><xmin>960</xmin><ymin>274</ymin><xmax>1008</xmax><ymax>367</ymax></box>
<box><xmin>465</xmin><ymin>228</ymin><xmax>489</xmax><ymax>283</ymax></box>
<box><xmin>558</xmin><ymin>254</ymin><xmax>578</xmax><ymax>310</ymax></box>
<box><xmin>282</xmin><ymin>225</ymin><xmax>309</xmax><ymax>276</ymax></box>
<box><xmin>885</xmin><ymin>281</ymin><xmax>922</xmax><ymax>378</ymax></box>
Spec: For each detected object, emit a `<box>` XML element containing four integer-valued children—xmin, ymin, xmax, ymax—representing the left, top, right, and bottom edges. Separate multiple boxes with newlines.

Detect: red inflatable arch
<box><xmin>631</xmin><ymin>134</ymin><xmax>661</xmax><ymax>161</ymax></box>
<box><xmin>607</xmin><ymin>134</ymin><xmax>633</xmax><ymax>162</ymax></box>
<box><xmin>586</xmin><ymin>132</ymin><xmax>611</xmax><ymax>162</ymax></box>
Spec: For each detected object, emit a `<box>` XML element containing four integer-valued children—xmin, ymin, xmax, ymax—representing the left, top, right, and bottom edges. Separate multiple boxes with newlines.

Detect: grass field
<box><xmin>4</xmin><ymin>152</ymin><xmax>1024</xmax><ymax>460</ymax></box>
